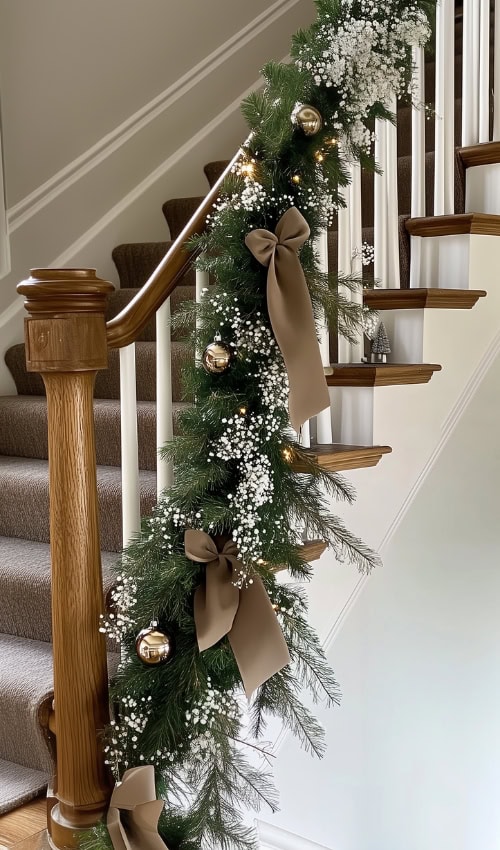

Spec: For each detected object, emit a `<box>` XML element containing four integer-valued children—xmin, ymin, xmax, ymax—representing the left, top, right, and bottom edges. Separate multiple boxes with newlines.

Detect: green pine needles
<box><xmin>89</xmin><ymin>2</ymin><xmax>434</xmax><ymax>849</ymax></box>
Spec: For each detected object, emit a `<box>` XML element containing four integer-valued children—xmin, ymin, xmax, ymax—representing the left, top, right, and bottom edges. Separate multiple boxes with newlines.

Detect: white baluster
<box><xmin>196</xmin><ymin>262</ymin><xmax>209</xmax><ymax>361</ymax></box>
<box><xmin>156</xmin><ymin>299</ymin><xmax>173</xmax><ymax>499</ymax></box>
<box><xmin>410</xmin><ymin>45</ymin><xmax>425</xmax><ymax>288</ymax></box>
<box><xmin>337</xmin><ymin>175</ymin><xmax>352</xmax><ymax>362</ymax></box>
<box><xmin>462</xmin><ymin>0</ymin><xmax>480</xmax><ymax>146</ymax></box>
<box><xmin>435</xmin><ymin>0</ymin><xmax>455</xmax><ymax>213</ymax></box>
<box><xmin>386</xmin><ymin>94</ymin><xmax>401</xmax><ymax>287</ymax></box>
<box><xmin>494</xmin><ymin>0</ymin><xmax>500</xmax><ymax>140</ymax></box>
<box><xmin>479</xmin><ymin>0</ymin><xmax>491</xmax><ymax>142</ymax></box>
<box><xmin>374</xmin><ymin>117</ymin><xmax>388</xmax><ymax>285</ymax></box>
<box><xmin>315</xmin><ymin>227</ymin><xmax>333</xmax><ymax>444</ymax></box>
<box><xmin>299</xmin><ymin>420</ymin><xmax>311</xmax><ymax>449</ymax></box>
<box><xmin>349</xmin><ymin>160</ymin><xmax>365</xmax><ymax>359</ymax></box>
<box><xmin>119</xmin><ymin>344</ymin><xmax>141</xmax><ymax>546</ymax></box>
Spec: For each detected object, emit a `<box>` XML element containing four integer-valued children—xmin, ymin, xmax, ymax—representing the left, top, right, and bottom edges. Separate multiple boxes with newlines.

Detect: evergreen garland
<box><xmin>88</xmin><ymin>2</ymin><xmax>434</xmax><ymax>848</ymax></box>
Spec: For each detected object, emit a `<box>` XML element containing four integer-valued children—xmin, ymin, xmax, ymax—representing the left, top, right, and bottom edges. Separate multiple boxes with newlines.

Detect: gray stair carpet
<box><xmin>0</xmin><ymin>759</ymin><xmax>49</xmax><ymax>814</ymax></box>
<box><xmin>0</xmin><ymin>396</ymin><xmax>188</xmax><ymax>470</ymax></box>
<box><xmin>0</xmin><ymin>457</ymin><xmax>156</xmax><ymax>553</ymax></box>
<box><xmin>0</xmin><ymin>634</ymin><xmax>53</xmax><ymax>812</ymax></box>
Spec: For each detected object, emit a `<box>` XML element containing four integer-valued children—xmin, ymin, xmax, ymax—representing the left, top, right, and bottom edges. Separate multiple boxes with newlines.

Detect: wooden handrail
<box><xmin>106</xmin><ymin>147</ymin><xmax>244</xmax><ymax>349</ymax></box>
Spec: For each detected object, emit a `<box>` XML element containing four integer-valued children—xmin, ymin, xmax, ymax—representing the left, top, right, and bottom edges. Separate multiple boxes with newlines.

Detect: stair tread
<box><xmin>0</xmin><ymin>396</ymin><xmax>189</xmax><ymax>469</ymax></box>
<box><xmin>326</xmin><ymin>363</ymin><xmax>442</xmax><ymax>387</ymax></box>
<box><xmin>0</xmin><ymin>634</ymin><xmax>53</xmax><ymax>774</ymax></box>
<box><xmin>0</xmin><ymin>759</ymin><xmax>48</xmax><ymax>816</ymax></box>
<box><xmin>364</xmin><ymin>288</ymin><xmax>487</xmax><ymax>310</ymax></box>
<box><xmin>459</xmin><ymin>140</ymin><xmax>500</xmax><ymax>168</ymax></box>
<box><xmin>293</xmin><ymin>443</ymin><xmax>392</xmax><ymax>472</ymax></box>
<box><xmin>0</xmin><ymin>536</ymin><xmax>117</xmax><ymax>643</ymax></box>
<box><xmin>406</xmin><ymin>212</ymin><xmax>500</xmax><ymax>237</ymax></box>
<box><xmin>0</xmin><ymin>457</ymin><xmax>156</xmax><ymax>552</ymax></box>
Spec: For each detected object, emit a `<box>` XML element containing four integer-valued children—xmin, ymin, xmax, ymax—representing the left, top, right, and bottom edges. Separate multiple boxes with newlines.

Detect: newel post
<box><xmin>17</xmin><ymin>269</ymin><xmax>115</xmax><ymax>847</ymax></box>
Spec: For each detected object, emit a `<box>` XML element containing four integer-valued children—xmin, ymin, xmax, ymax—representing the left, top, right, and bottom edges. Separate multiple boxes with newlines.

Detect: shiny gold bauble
<box><xmin>202</xmin><ymin>339</ymin><xmax>233</xmax><ymax>374</ymax></box>
<box><xmin>135</xmin><ymin>625</ymin><xmax>174</xmax><ymax>666</ymax></box>
<box><xmin>295</xmin><ymin>104</ymin><xmax>323</xmax><ymax>136</ymax></box>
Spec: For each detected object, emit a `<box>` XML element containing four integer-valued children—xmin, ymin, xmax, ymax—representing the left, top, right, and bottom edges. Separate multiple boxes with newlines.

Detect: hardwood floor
<box><xmin>0</xmin><ymin>798</ymin><xmax>47</xmax><ymax>849</ymax></box>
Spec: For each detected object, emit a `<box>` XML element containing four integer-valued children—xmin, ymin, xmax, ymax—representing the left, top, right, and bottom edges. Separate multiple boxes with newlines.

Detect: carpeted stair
<box><xmin>0</xmin><ymin>6</ymin><xmax>473</xmax><ymax>815</ymax></box>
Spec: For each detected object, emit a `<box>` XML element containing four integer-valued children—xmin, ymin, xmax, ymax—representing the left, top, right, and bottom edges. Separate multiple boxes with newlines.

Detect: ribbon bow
<box><xmin>245</xmin><ymin>206</ymin><xmax>330</xmax><ymax>431</ymax></box>
<box><xmin>107</xmin><ymin>766</ymin><xmax>169</xmax><ymax>850</ymax></box>
<box><xmin>185</xmin><ymin>528</ymin><xmax>290</xmax><ymax>697</ymax></box>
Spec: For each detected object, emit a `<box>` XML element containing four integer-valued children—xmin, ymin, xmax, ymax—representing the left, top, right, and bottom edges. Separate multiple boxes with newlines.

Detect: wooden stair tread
<box><xmin>405</xmin><ymin>212</ymin><xmax>500</xmax><ymax>238</ymax></box>
<box><xmin>292</xmin><ymin>443</ymin><xmax>392</xmax><ymax>472</ymax></box>
<box><xmin>325</xmin><ymin>363</ymin><xmax>441</xmax><ymax>387</ymax></box>
<box><xmin>364</xmin><ymin>288</ymin><xmax>486</xmax><ymax>310</ymax></box>
<box><xmin>459</xmin><ymin>140</ymin><xmax>500</xmax><ymax>168</ymax></box>
<box><xmin>297</xmin><ymin>540</ymin><xmax>328</xmax><ymax>562</ymax></box>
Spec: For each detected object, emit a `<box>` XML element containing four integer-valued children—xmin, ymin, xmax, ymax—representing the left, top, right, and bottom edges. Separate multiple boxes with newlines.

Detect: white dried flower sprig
<box><xmin>297</xmin><ymin>0</ymin><xmax>431</xmax><ymax>151</ymax></box>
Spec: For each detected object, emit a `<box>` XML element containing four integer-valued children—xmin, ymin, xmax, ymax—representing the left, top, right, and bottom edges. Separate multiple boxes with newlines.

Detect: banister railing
<box><xmin>106</xmin><ymin>149</ymin><xmax>242</xmax><ymax>349</ymax></box>
<box><xmin>15</xmin><ymin>2</ymin><xmax>500</xmax><ymax>845</ymax></box>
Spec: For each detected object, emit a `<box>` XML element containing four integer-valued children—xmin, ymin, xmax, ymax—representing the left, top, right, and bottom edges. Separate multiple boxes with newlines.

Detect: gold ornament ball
<box><xmin>135</xmin><ymin>625</ymin><xmax>174</xmax><ymax>666</ymax></box>
<box><xmin>202</xmin><ymin>340</ymin><xmax>233</xmax><ymax>374</ymax></box>
<box><xmin>295</xmin><ymin>105</ymin><xmax>323</xmax><ymax>136</ymax></box>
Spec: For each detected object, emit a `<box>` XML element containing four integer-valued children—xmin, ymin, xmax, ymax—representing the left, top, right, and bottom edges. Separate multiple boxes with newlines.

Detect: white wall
<box><xmin>0</xmin><ymin>0</ymin><xmax>315</xmax><ymax>390</ymax></box>
<box><xmin>264</xmin><ymin>347</ymin><xmax>500</xmax><ymax>850</ymax></box>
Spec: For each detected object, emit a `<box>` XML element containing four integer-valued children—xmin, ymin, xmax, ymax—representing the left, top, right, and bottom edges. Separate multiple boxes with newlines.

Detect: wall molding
<box><xmin>46</xmin><ymin>80</ymin><xmax>258</xmax><ymax>269</ymax></box>
<box><xmin>256</xmin><ymin>820</ymin><xmax>333</xmax><ymax>850</ymax></box>
<box><xmin>7</xmin><ymin>0</ymin><xmax>300</xmax><ymax>233</ymax></box>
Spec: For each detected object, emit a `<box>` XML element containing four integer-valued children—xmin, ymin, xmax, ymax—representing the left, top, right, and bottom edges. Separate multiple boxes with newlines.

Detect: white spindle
<box><xmin>386</xmin><ymin>94</ymin><xmax>401</xmax><ymax>287</ymax></box>
<box><xmin>315</xmin><ymin>227</ymin><xmax>333</xmax><ymax>444</ymax></box>
<box><xmin>119</xmin><ymin>344</ymin><xmax>141</xmax><ymax>546</ymax></box>
<box><xmin>435</xmin><ymin>0</ymin><xmax>455</xmax><ymax>214</ymax></box>
<box><xmin>374</xmin><ymin>117</ymin><xmax>388</xmax><ymax>285</ymax></box>
<box><xmin>411</xmin><ymin>46</ymin><xmax>426</xmax><ymax>218</ymax></box>
<box><xmin>479</xmin><ymin>0</ymin><xmax>491</xmax><ymax>142</ymax></box>
<box><xmin>494</xmin><ymin>0</ymin><xmax>500</xmax><ymax>139</ymax></box>
<box><xmin>410</xmin><ymin>45</ymin><xmax>425</xmax><ymax>288</ymax></box>
<box><xmin>337</xmin><ymin>176</ymin><xmax>352</xmax><ymax>362</ymax></box>
<box><xmin>299</xmin><ymin>419</ymin><xmax>311</xmax><ymax>449</ymax></box>
<box><xmin>349</xmin><ymin>161</ymin><xmax>365</xmax><ymax>359</ymax></box>
<box><xmin>156</xmin><ymin>299</ymin><xmax>173</xmax><ymax>498</ymax></box>
<box><xmin>196</xmin><ymin>264</ymin><xmax>209</xmax><ymax>361</ymax></box>
<box><xmin>462</xmin><ymin>0</ymin><xmax>480</xmax><ymax>145</ymax></box>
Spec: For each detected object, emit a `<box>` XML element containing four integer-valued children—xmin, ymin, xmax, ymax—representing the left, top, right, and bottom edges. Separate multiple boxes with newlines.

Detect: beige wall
<box><xmin>0</xmin><ymin>0</ymin><xmax>315</xmax><ymax>365</ymax></box>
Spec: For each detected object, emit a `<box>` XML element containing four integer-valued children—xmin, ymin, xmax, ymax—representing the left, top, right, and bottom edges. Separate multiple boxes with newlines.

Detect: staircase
<box><xmin>0</xmin><ymin>0</ymin><xmax>498</xmax><ymax>841</ymax></box>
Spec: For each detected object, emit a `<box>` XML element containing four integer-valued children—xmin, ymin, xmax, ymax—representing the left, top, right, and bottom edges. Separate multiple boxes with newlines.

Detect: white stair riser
<box><xmin>466</xmin><ymin>162</ymin><xmax>500</xmax><ymax>213</ymax></box>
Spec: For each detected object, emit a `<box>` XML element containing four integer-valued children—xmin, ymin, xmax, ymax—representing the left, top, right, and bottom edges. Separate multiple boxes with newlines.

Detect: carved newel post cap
<box><xmin>17</xmin><ymin>268</ymin><xmax>114</xmax><ymax>316</ymax></box>
<box><xmin>17</xmin><ymin>269</ymin><xmax>115</xmax><ymax>373</ymax></box>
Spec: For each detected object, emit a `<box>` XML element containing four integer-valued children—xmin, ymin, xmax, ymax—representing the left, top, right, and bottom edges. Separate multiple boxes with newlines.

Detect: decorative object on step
<box><xmin>91</xmin><ymin>2</ymin><xmax>434</xmax><ymax>849</ymax></box>
<box><xmin>245</xmin><ymin>207</ymin><xmax>330</xmax><ymax>430</ymax></box>
<box><xmin>201</xmin><ymin>334</ymin><xmax>233</xmax><ymax>374</ymax></box>
<box><xmin>292</xmin><ymin>103</ymin><xmax>323</xmax><ymax>136</ymax></box>
<box><xmin>107</xmin><ymin>766</ymin><xmax>169</xmax><ymax>850</ymax></box>
<box><xmin>371</xmin><ymin>321</ymin><xmax>391</xmax><ymax>363</ymax></box>
<box><xmin>185</xmin><ymin>529</ymin><xmax>290</xmax><ymax>698</ymax></box>
<box><xmin>135</xmin><ymin>623</ymin><xmax>174</xmax><ymax>667</ymax></box>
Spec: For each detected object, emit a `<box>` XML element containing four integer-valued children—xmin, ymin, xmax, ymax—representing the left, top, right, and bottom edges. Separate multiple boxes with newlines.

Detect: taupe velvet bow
<box><xmin>185</xmin><ymin>528</ymin><xmax>290</xmax><ymax>697</ymax></box>
<box><xmin>245</xmin><ymin>206</ymin><xmax>330</xmax><ymax>431</ymax></box>
<box><xmin>107</xmin><ymin>766</ymin><xmax>168</xmax><ymax>850</ymax></box>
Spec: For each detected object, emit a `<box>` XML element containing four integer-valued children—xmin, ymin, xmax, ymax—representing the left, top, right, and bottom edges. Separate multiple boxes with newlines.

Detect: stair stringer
<box><xmin>269</xmin><ymin>231</ymin><xmax>500</xmax><ymax>733</ymax></box>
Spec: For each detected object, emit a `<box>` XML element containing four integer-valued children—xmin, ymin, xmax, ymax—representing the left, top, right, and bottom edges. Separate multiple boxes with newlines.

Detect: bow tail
<box><xmin>194</xmin><ymin>558</ymin><xmax>240</xmax><ymax>651</ymax></box>
<box><xmin>107</xmin><ymin>767</ymin><xmax>169</xmax><ymax>850</ymax></box>
<box><xmin>228</xmin><ymin>576</ymin><xmax>291</xmax><ymax>698</ymax></box>
<box><xmin>268</xmin><ymin>251</ymin><xmax>330</xmax><ymax>432</ymax></box>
